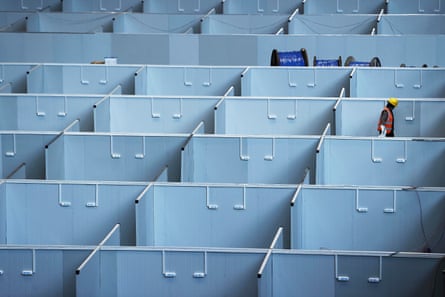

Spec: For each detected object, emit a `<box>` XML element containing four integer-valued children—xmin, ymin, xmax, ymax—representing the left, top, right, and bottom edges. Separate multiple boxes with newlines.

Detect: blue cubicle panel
<box><xmin>63</xmin><ymin>0</ymin><xmax>142</xmax><ymax>12</ymax></box>
<box><xmin>1</xmin><ymin>34</ymin><xmax>444</xmax><ymax>66</ymax></box>
<box><xmin>135</xmin><ymin>184</ymin><xmax>294</xmax><ymax>248</ymax></box>
<box><xmin>143</xmin><ymin>0</ymin><xmax>223</xmax><ymax>14</ymax></box>
<box><xmin>1</xmin><ymin>132</ymin><xmax>58</xmax><ymax>179</ymax></box>
<box><xmin>316</xmin><ymin>137</ymin><xmax>445</xmax><ymax>187</ymax></box>
<box><xmin>0</xmin><ymin>181</ymin><xmax>145</xmax><ymax>245</ymax></box>
<box><xmin>387</xmin><ymin>0</ymin><xmax>445</xmax><ymax>13</ymax></box>
<box><xmin>181</xmin><ymin>135</ymin><xmax>318</xmax><ymax>184</ymax></box>
<box><xmin>378</xmin><ymin>15</ymin><xmax>445</xmax><ymax>35</ymax></box>
<box><xmin>241</xmin><ymin>67</ymin><xmax>349</xmax><ymax>97</ymax></box>
<box><xmin>258</xmin><ymin>251</ymin><xmax>445</xmax><ymax>297</ymax></box>
<box><xmin>94</xmin><ymin>95</ymin><xmax>218</xmax><ymax>133</ymax></box>
<box><xmin>135</xmin><ymin>65</ymin><xmax>243</xmax><ymax>96</ymax></box>
<box><xmin>222</xmin><ymin>0</ymin><xmax>301</xmax><ymax>14</ymax></box>
<box><xmin>113</xmin><ymin>13</ymin><xmax>203</xmax><ymax>33</ymax></box>
<box><xmin>303</xmin><ymin>0</ymin><xmax>386</xmax><ymax>14</ymax></box>
<box><xmin>291</xmin><ymin>186</ymin><xmax>445</xmax><ymax>252</ymax></box>
<box><xmin>335</xmin><ymin>98</ymin><xmax>445</xmax><ymax>137</ymax></box>
<box><xmin>76</xmin><ymin>247</ymin><xmax>264</xmax><ymax>297</ymax></box>
<box><xmin>0</xmin><ymin>246</ymin><xmax>91</xmax><ymax>297</ymax></box>
<box><xmin>26</xmin><ymin>64</ymin><xmax>139</xmax><ymax>94</ymax></box>
<box><xmin>350</xmin><ymin>68</ymin><xmax>445</xmax><ymax>98</ymax></box>
<box><xmin>0</xmin><ymin>0</ymin><xmax>61</xmax><ymax>11</ymax></box>
<box><xmin>215</xmin><ymin>97</ymin><xmax>336</xmax><ymax>135</ymax></box>
<box><xmin>26</xmin><ymin>12</ymin><xmax>115</xmax><ymax>33</ymax></box>
<box><xmin>45</xmin><ymin>133</ymin><xmax>187</xmax><ymax>182</ymax></box>
<box><xmin>0</xmin><ymin>94</ymin><xmax>100</xmax><ymax>132</ymax></box>
<box><xmin>289</xmin><ymin>15</ymin><xmax>377</xmax><ymax>34</ymax></box>
<box><xmin>201</xmin><ymin>15</ymin><xmax>288</xmax><ymax>34</ymax></box>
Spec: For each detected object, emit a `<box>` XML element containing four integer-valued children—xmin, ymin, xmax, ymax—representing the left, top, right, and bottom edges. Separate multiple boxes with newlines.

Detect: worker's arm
<box><xmin>379</xmin><ymin>110</ymin><xmax>388</xmax><ymax>136</ymax></box>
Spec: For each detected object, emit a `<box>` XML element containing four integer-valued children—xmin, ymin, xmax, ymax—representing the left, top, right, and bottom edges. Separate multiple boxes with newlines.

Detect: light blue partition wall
<box><xmin>378</xmin><ymin>15</ymin><xmax>445</xmax><ymax>35</ymax></box>
<box><xmin>113</xmin><ymin>13</ymin><xmax>203</xmax><ymax>33</ymax></box>
<box><xmin>0</xmin><ymin>94</ymin><xmax>100</xmax><ymax>131</ymax></box>
<box><xmin>95</xmin><ymin>95</ymin><xmax>218</xmax><ymax>133</ymax></box>
<box><xmin>0</xmin><ymin>0</ymin><xmax>61</xmax><ymax>11</ymax></box>
<box><xmin>289</xmin><ymin>15</ymin><xmax>377</xmax><ymax>34</ymax></box>
<box><xmin>63</xmin><ymin>0</ymin><xmax>142</xmax><ymax>12</ymax></box>
<box><xmin>215</xmin><ymin>97</ymin><xmax>336</xmax><ymax>135</ymax></box>
<box><xmin>351</xmin><ymin>68</ymin><xmax>445</xmax><ymax>98</ymax></box>
<box><xmin>76</xmin><ymin>247</ymin><xmax>265</xmax><ymax>297</ymax></box>
<box><xmin>2</xmin><ymin>181</ymin><xmax>145</xmax><ymax>245</ymax></box>
<box><xmin>181</xmin><ymin>135</ymin><xmax>318</xmax><ymax>184</ymax></box>
<box><xmin>0</xmin><ymin>12</ymin><xmax>28</xmax><ymax>32</ymax></box>
<box><xmin>26</xmin><ymin>12</ymin><xmax>115</xmax><ymax>33</ymax></box>
<box><xmin>143</xmin><ymin>0</ymin><xmax>222</xmax><ymax>13</ymax></box>
<box><xmin>46</xmin><ymin>133</ymin><xmax>187</xmax><ymax>182</ymax></box>
<box><xmin>201</xmin><ymin>15</ymin><xmax>288</xmax><ymax>34</ymax></box>
<box><xmin>291</xmin><ymin>186</ymin><xmax>445</xmax><ymax>252</ymax></box>
<box><xmin>26</xmin><ymin>64</ymin><xmax>139</xmax><ymax>94</ymax></box>
<box><xmin>336</xmin><ymin>98</ymin><xmax>445</xmax><ymax>137</ymax></box>
<box><xmin>258</xmin><ymin>251</ymin><xmax>445</xmax><ymax>297</ymax></box>
<box><xmin>1</xmin><ymin>33</ymin><xmax>445</xmax><ymax>66</ymax></box>
<box><xmin>387</xmin><ymin>0</ymin><xmax>445</xmax><ymax>13</ymax></box>
<box><xmin>135</xmin><ymin>66</ymin><xmax>243</xmax><ymax>96</ymax></box>
<box><xmin>0</xmin><ymin>246</ymin><xmax>92</xmax><ymax>297</ymax></box>
<box><xmin>136</xmin><ymin>183</ymin><xmax>294</xmax><ymax>248</ymax></box>
<box><xmin>241</xmin><ymin>67</ymin><xmax>349</xmax><ymax>97</ymax></box>
<box><xmin>316</xmin><ymin>137</ymin><xmax>445</xmax><ymax>187</ymax></box>
<box><xmin>303</xmin><ymin>0</ymin><xmax>386</xmax><ymax>14</ymax></box>
<box><xmin>222</xmin><ymin>0</ymin><xmax>300</xmax><ymax>14</ymax></box>
<box><xmin>1</xmin><ymin>131</ymin><xmax>58</xmax><ymax>179</ymax></box>
<box><xmin>0</xmin><ymin>63</ymin><xmax>35</xmax><ymax>93</ymax></box>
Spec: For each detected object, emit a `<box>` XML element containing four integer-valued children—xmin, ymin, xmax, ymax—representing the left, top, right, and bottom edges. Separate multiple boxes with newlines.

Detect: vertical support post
<box><xmin>58</xmin><ymin>184</ymin><xmax>71</xmax><ymax>207</ymax></box>
<box><xmin>135</xmin><ymin>136</ymin><xmax>145</xmax><ymax>159</ymax></box>
<box><xmin>80</xmin><ymin>65</ymin><xmax>90</xmax><ymax>85</ymax></box>
<box><xmin>206</xmin><ymin>186</ymin><xmax>218</xmax><ymax>209</ymax></box>
<box><xmin>233</xmin><ymin>185</ymin><xmax>247</xmax><ymax>210</ymax></box>
<box><xmin>355</xmin><ymin>188</ymin><xmax>368</xmax><ymax>213</ymax></box>
<box><xmin>162</xmin><ymin>250</ymin><xmax>176</xmax><ymax>277</ymax></box>
<box><xmin>86</xmin><ymin>184</ymin><xmax>99</xmax><ymax>207</ymax></box>
<box><xmin>58</xmin><ymin>96</ymin><xmax>68</xmax><ymax>117</ymax></box>
<box><xmin>383</xmin><ymin>190</ymin><xmax>397</xmax><ymax>213</ymax></box>
<box><xmin>151</xmin><ymin>97</ymin><xmax>160</xmax><ymax>118</ymax></box>
<box><xmin>335</xmin><ymin>254</ymin><xmax>350</xmax><ymax>281</ymax></box>
<box><xmin>99</xmin><ymin>65</ymin><xmax>109</xmax><ymax>84</ymax></box>
<box><xmin>183</xmin><ymin>67</ymin><xmax>192</xmax><ymax>86</ymax></box>
<box><xmin>110</xmin><ymin>135</ymin><xmax>121</xmax><ymax>159</ymax></box>
<box><xmin>5</xmin><ymin>134</ymin><xmax>17</xmax><ymax>157</ymax></box>
<box><xmin>193</xmin><ymin>251</ymin><xmax>207</xmax><ymax>278</ymax></box>
<box><xmin>239</xmin><ymin>137</ymin><xmax>250</xmax><ymax>161</ymax></box>
<box><xmin>371</xmin><ymin>138</ymin><xmax>382</xmax><ymax>163</ymax></box>
<box><xmin>267</xmin><ymin>99</ymin><xmax>277</xmax><ymax>119</ymax></box>
<box><xmin>35</xmin><ymin>96</ymin><xmax>46</xmax><ymax>116</ymax></box>
<box><xmin>21</xmin><ymin>249</ymin><xmax>36</xmax><ymax>276</ymax></box>
<box><xmin>264</xmin><ymin>137</ymin><xmax>275</xmax><ymax>161</ymax></box>
<box><xmin>287</xmin><ymin>99</ymin><xmax>297</xmax><ymax>120</ymax></box>
<box><xmin>173</xmin><ymin>97</ymin><xmax>183</xmax><ymax>119</ymax></box>
<box><xmin>288</xmin><ymin>70</ymin><xmax>297</xmax><ymax>87</ymax></box>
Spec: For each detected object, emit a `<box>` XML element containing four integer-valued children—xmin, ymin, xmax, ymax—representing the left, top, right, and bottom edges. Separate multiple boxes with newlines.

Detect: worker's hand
<box><xmin>378</xmin><ymin>125</ymin><xmax>386</xmax><ymax>137</ymax></box>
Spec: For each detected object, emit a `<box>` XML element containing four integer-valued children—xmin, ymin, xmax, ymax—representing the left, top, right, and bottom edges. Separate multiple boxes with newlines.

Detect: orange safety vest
<box><xmin>377</xmin><ymin>107</ymin><xmax>394</xmax><ymax>134</ymax></box>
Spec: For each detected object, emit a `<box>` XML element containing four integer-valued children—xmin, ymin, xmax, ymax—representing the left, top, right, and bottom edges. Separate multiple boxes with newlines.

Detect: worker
<box><xmin>377</xmin><ymin>97</ymin><xmax>398</xmax><ymax>137</ymax></box>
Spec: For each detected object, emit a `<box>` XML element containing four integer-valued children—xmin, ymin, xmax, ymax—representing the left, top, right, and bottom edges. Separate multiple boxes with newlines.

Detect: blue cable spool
<box><xmin>345</xmin><ymin>56</ymin><xmax>381</xmax><ymax>67</ymax></box>
<box><xmin>313</xmin><ymin>56</ymin><xmax>342</xmax><ymax>66</ymax></box>
<box><xmin>271</xmin><ymin>49</ymin><xmax>308</xmax><ymax>66</ymax></box>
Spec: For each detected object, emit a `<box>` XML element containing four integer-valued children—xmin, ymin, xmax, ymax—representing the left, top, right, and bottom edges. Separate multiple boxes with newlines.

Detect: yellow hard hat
<box><xmin>388</xmin><ymin>97</ymin><xmax>398</xmax><ymax>107</ymax></box>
